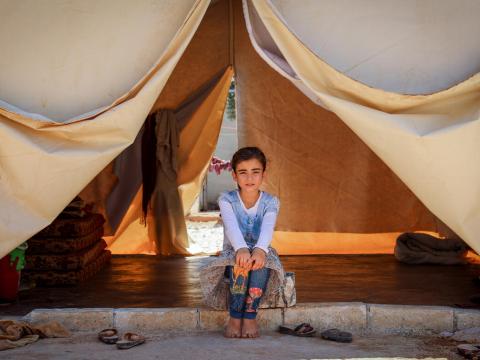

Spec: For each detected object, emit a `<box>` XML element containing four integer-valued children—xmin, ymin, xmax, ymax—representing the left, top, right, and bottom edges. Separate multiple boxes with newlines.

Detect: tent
<box><xmin>1</xmin><ymin>0</ymin><xmax>479</xmax><ymax>259</ymax></box>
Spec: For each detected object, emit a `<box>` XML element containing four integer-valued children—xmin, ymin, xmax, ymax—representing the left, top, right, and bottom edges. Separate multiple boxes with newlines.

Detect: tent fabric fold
<box><xmin>0</xmin><ymin>0</ymin><xmax>211</xmax><ymax>258</ymax></box>
<box><xmin>148</xmin><ymin>110</ymin><xmax>186</xmax><ymax>255</ymax></box>
<box><xmin>83</xmin><ymin>0</ymin><xmax>233</xmax><ymax>255</ymax></box>
<box><xmin>84</xmin><ymin>70</ymin><xmax>228</xmax><ymax>240</ymax></box>
<box><xmin>243</xmin><ymin>0</ymin><xmax>480</xmax><ymax>253</ymax></box>
<box><xmin>106</xmin><ymin>67</ymin><xmax>233</xmax><ymax>255</ymax></box>
<box><xmin>0</xmin><ymin>1</ymin><xmax>208</xmax><ymax>123</ymax></box>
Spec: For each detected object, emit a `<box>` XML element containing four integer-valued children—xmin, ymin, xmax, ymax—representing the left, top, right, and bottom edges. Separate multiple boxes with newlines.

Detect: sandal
<box><xmin>116</xmin><ymin>332</ymin><xmax>146</xmax><ymax>350</ymax></box>
<box><xmin>320</xmin><ymin>328</ymin><xmax>353</xmax><ymax>343</ymax></box>
<box><xmin>457</xmin><ymin>344</ymin><xmax>480</xmax><ymax>359</ymax></box>
<box><xmin>454</xmin><ymin>303</ymin><xmax>480</xmax><ymax>309</ymax></box>
<box><xmin>470</xmin><ymin>294</ymin><xmax>480</xmax><ymax>304</ymax></box>
<box><xmin>279</xmin><ymin>323</ymin><xmax>316</xmax><ymax>337</ymax></box>
<box><xmin>98</xmin><ymin>328</ymin><xmax>119</xmax><ymax>344</ymax></box>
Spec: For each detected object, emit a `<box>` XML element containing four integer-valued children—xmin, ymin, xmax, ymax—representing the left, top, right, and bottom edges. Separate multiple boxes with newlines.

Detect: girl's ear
<box><xmin>231</xmin><ymin>170</ymin><xmax>237</xmax><ymax>183</ymax></box>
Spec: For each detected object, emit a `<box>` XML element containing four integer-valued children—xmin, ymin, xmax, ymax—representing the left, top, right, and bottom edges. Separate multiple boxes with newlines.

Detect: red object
<box><xmin>0</xmin><ymin>255</ymin><xmax>20</xmax><ymax>302</ymax></box>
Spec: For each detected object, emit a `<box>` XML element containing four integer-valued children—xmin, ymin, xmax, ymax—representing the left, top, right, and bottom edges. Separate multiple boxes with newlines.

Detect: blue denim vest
<box><xmin>219</xmin><ymin>190</ymin><xmax>279</xmax><ymax>250</ymax></box>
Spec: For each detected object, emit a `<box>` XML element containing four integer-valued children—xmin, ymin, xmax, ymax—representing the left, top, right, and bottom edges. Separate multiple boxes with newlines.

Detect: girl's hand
<box><xmin>235</xmin><ymin>248</ymin><xmax>252</xmax><ymax>269</ymax></box>
<box><xmin>251</xmin><ymin>248</ymin><xmax>266</xmax><ymax>270</ymax></box>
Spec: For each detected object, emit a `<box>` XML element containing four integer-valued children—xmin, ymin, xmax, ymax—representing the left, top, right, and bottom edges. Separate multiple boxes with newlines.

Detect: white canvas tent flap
<box><xmin>0</xmin><ymin>0</ymin><xmax>211</xmax><ymax>258</ymax></box>
<box><xmin>0</xmin><ymin>0</ymin><xmax>205</xmax><ymax>122</ymax></box>
<box><xmin>244</xmin><ymin>0</ymin><xmax>480</xmax><ymax>253</ymax></box>
<box><xmin>262</xmin><ymin>0</ymin><xmax>480</xmax><ymax>95</ymax></box>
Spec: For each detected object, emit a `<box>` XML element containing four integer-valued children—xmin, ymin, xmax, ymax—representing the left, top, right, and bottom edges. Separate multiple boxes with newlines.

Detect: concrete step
<box><xmin>186</xmin><ymin>211</ymin><xmax>220</xmax><ymax>222</ymax></box>
<box><xmin>16</xmin><ymin>302</ymin><xmax>480</xmax><ymax>335</ymax></box>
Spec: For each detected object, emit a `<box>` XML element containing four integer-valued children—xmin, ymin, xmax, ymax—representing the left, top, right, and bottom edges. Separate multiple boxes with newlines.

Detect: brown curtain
<box><xmin>83</xmin><ymin>0</ymin><xmax>232</xmax><ymax>255</ymax></box>
<box><xmin>107</xmin><ymin>67</ymin><xmax>234</xmax><ymax>255</ymax></box>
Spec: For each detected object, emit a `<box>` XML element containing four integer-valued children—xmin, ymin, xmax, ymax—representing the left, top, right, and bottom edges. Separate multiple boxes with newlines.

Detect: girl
<box><xmin>200</xmin><ymin>147</ymin><xmax>285</xmax><ymax>338</ymax></box>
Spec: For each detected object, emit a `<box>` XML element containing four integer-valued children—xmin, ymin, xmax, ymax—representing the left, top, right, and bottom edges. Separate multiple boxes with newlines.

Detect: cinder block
<box><xmin>284</xmin><ymin>302</ymin><xmax>366</xmax><ymax>333</ymax></box>
<box><xmin>29</xmin><ymin>308</ymin><xmax>113</xmax><ymax>332</ymax></box>
<box><xmin>198</xmin><ymin>307</ymin><xmax>282</xmax><ymax>331</ymax></box>
<box><xmin>256</xmin><ymin>308</ymin><xmax>283</xmax><ymax>331</ymax></box>
<box><xmin>114</xmin><ymin>308</ymin><xmax>198</xmax><ymax>332</ymax></box>
<box><xmin>0</xmin><ymin>315</ymin><xmax>25</xmax><ymax>321</ymax></box>
<box><xmin>455</xmin><ymin>309</ymin><xmax>480</xmax><ymax>330</ymax></box>
<box><xmin>198</xmin><ymin>308</ymin><xmax>228</xmax><ymax>330</ymax></box>
<box><xmin>368</xmin><ymin>304</ymin><xmax>454</xmax><ymax>335</ymax></box>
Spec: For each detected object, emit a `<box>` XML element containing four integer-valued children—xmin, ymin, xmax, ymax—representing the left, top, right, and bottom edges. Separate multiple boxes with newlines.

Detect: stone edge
<box><xmin>13</xmin><ymin>303</ymin><xmax>480</xmax><ymax>334</ymax></box>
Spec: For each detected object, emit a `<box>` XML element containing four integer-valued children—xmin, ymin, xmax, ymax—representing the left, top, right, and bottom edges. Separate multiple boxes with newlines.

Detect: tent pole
<box><xmin>228</xmin><ymin>0</ymin><xmax>234</xmax><ymax>68</ymax></box>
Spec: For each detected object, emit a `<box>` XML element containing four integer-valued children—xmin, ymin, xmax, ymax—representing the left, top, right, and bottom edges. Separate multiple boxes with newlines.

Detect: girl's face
<box><xmin>232</xmin><ymin>158</ymin><xmax>265</xmax><ymax>193</ymax></box>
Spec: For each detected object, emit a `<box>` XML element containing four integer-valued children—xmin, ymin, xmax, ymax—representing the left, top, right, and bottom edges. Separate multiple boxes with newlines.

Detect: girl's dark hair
<box><xmin>231</xmin><ymin>146</ymin><xmax>267</xmax><ymax>172</ymax></box>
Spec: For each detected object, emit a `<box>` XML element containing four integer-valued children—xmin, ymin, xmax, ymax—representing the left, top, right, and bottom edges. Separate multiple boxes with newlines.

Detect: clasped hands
<box><xmin>235</xmin><ymin>247</ymin><xmax>266</xmax><ymax>271</ymax></box>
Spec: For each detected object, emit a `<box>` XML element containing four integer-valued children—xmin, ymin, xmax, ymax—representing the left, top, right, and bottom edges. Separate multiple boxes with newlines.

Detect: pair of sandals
<box><xmin>279</xmin><ymin>323</ymin><xmax>353</xmax><ymax>343</ymax></box>
<box><xmin>98</xmin><ymin>329</ymin><xmax>145</xmax><ymax>350</ymax></box>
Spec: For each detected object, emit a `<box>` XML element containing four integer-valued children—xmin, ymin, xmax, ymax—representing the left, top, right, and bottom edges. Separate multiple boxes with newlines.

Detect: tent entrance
<box><xmin>203</xmin><ymin>77</ymin><xmax>237</xmax><ymax>211</ymax></box>
<box><xmin>195</xmin><ymin>76</ymin><xmax>237</xmax><ymax>212</ymax></box>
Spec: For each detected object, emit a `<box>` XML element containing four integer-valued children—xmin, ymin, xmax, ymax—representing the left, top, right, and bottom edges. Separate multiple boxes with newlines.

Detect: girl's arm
<box><xmin>219</xmin><ymin>199</ymin><xmax>249</xmax><ymax>252</ymax></box>
<box><xmin>253</xmin><ymin>211</ymin><xmax>277</xmax><ymax>254</ymax></box>
<box><xmin>250</xmin><ymin>210</ymin><xmax>277</xmax><ymax>270</ymax></box>
<box><xmin>219</xmin><ymin>200</ymin><xmax>252</xmax><ymax>268</ymax></box>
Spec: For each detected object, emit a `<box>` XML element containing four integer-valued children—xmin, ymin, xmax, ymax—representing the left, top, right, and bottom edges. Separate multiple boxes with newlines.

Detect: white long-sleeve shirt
<box><xmin>219</xmin><ymin>191</ymin><xmax>277</xmax><ymax>254</ymax></box>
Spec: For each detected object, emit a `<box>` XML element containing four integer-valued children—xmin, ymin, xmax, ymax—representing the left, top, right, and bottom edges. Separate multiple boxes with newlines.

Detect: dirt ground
<box><xmin>186</xmin><ymin>219</ymin><xmax>223</xmax><ymax>254</ymax></box>
<box><xmin>3</xmin><ymin>331</ymin><xmax>464</xmax><ymax>360</ymax></box>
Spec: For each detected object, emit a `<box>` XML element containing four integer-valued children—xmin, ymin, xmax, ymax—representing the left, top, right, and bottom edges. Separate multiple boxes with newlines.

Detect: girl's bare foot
<box><xmin>224</xmin><ymin>317</ymin><xmax>242</xmax><ymax>338</ymax></box>
<box><xmin>241</xmin><ymin>318</ymin><xmax>259</xmax><ymax>338</ymax></box>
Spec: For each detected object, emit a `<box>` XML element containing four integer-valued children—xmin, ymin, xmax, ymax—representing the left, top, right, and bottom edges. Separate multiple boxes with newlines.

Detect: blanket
<box><xmin>394</xmin><ymin>232</ymin><xmax>468</xmax><ymax>265</ymax></box>
<box><xmin>0</xmin><ymin>320</ymin><xmax>69</xmax><ymax>351</ymax></box>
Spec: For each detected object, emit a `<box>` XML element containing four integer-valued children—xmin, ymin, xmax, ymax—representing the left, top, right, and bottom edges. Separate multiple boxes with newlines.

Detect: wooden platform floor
<box><xmin>2</xmin><ymin>255</ymin><xmax>480</xmax><ymax>316</ymax></box>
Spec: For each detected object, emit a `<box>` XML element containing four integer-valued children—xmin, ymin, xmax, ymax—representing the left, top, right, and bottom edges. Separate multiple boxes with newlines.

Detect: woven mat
<box><xmin>23</xmin><ymin>250</ymin><xmax>111</xmax><ymax>286</ymax></box>
<box><xmin>27</xmin><ymin>227</ymin><xmax>104</xmax><ymax>254</ymax></box>
<box><xmin>34</xmin><ymin>213</ymin><xmax>105</xmax><ymax>238</ymax></box>
<box><xmin>25</xmin><ymin>239</ymin><xmax>107</xmax><ymax>271</ymax></box>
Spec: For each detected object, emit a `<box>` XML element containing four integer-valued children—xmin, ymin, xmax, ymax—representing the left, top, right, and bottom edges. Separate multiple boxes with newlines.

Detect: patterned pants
<box><xmin>227</xmin><ymin>265</ymin><xmax>270</xmax><ymax>319</ymax></box>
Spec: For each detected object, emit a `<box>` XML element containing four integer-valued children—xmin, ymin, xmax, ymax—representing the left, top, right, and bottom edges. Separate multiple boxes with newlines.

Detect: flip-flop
<box><xmin>454</xmin><ymin>303</ymin><xmax>480</xmax><ymax>309</ymax></box>
<box><xmin>320</xmin><ymin>328</ymin><xmax>353</xmax><ymax>343</ymax></box>
<box><xmin>457</xmin><ymin>343</ymin><xmax>480</xmax><ymax>359</ymax></box>
<box><xmin>279</xmin><ymin>323</ymin><xmax>316</xmax><ymax>337</ymax></box>
<box><xmin>116</xmin><ymin>332</ymin><xmax>146</xmax><ymax>350</ymax></box>
<box><xmin>470</xmin><ymin>294</ymin><xmax>480</xmax><ymax>304</ymax></box>
<box><xmin>98</xmin><ymin>328</ymin><xmax>119</xmax><ymax>344</ymax></box>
